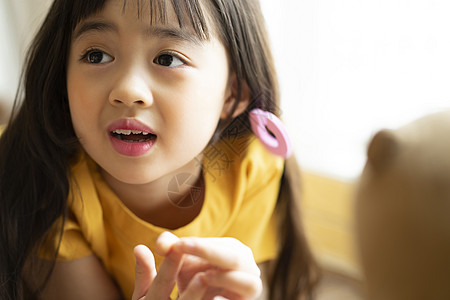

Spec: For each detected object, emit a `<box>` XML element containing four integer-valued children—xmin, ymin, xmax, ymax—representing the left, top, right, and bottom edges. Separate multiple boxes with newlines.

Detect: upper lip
<box><xmin>107</xmin><ymin>119</ymin><xmax>156</xmax><ymax>135</ymax></box>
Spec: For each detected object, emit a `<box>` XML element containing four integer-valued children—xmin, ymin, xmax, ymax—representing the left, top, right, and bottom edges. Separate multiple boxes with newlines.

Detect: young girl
<box><xmin>0</xmin><ymin>0</ymin><xmax>318</xmax><ymax>299</ymax></box>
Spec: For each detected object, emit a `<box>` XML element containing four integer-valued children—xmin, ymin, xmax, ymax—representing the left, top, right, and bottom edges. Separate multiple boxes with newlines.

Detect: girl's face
<box><xmin>67</xmin><ymin>0</ymin><xmax>232</xmax><ymax>184</ymax></box>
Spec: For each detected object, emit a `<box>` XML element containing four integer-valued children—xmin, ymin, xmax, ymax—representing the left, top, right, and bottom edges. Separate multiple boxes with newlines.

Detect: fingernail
<box><xmin>156</xmin><ymin>231</ymin><xmax>179</xmax><ymax>256</ymax></box>
<box><xmin>158</xmin><ymin>231</ymin><xmax>179</xmax><ymax>241</ymax></box>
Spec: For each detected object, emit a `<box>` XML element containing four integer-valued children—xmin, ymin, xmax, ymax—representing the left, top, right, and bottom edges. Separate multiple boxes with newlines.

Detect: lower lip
<box><xmin>109</xmin><ymin>135</ymin><xmax>156</xmax><ymax>157</ymax></box>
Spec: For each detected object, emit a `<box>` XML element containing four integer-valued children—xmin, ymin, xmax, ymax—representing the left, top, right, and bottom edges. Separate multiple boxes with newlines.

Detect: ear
<box><xmin>220</xmin><ymin>73</ymin><xmax>250</xmax><ymax>119</ymax></box>
<box><xmin>367</xmin><ymin>129</ymin><xmax>398</xmax><ymax>173</ymax></box>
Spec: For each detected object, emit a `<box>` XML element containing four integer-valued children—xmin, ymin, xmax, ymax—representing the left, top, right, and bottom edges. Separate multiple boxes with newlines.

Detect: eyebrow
<box><xmin>73</xmin><ymin>21</ymin><xmax>118</xmax><ymax>40</ymax></box>
<box><xmin>147</xmin><ymin>26</ymin><xmax>205</xmax><ymax>45</ymax></box>
<box><xmin>73</xmin><ymin>20</ymin><xmax>205</xmax><ymax>45</ymax></box>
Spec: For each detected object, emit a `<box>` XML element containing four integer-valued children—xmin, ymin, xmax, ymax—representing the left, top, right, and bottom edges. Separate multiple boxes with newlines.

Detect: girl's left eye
<box><xmin>154</xmin><ymin>54</ymin><xmax>185</xmax><ymax>68</ymax></box>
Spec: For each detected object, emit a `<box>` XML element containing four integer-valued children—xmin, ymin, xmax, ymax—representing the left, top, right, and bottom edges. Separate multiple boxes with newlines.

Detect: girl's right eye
<box><xmin>81</xmin><ymin>49</ymin><xmax>114</xmax><ymax>64</ymax></box>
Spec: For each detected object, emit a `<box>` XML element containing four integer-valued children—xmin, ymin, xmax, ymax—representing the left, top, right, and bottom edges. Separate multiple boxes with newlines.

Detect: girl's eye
<box><xmin>154</xmin><ymin>54</ymin><xmax>185</xmax><ymax>68</ymax></box>
<box><xmin>82</xmin><ymin>50</ymin><xmax>113</xmax><ymax>64</ymax></box>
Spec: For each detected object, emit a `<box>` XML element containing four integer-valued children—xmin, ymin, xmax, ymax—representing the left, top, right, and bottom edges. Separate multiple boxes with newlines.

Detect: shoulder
<box><xmin>63</xmin><ymin>152</ymin><xmax>108</xmax><ymax>259</ymax></box>
<box><xmin>241</xmin><ymin>135</ymin><xmax>285</xmax><ymax>177</ymax></box>
<box><xmin>204</xmin><ymin>134</ymin><xmax>284</xmax><ymax>191</ymax></box>
<box><xmin>225</xmin><ymin>133</ymin><xmax>284</xmax><ymax>179</ymax></box>
<box><xmin>205</xmin><ymin>135</ymin><xmax>283</xmax><ymax>261</ymax></box>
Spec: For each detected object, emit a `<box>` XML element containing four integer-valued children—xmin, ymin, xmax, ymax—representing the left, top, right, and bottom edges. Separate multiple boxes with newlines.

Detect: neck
<box><xmin>100</xmin><ymin>158</ymin><xmax>205</xmax><ymax>230</ymax></box>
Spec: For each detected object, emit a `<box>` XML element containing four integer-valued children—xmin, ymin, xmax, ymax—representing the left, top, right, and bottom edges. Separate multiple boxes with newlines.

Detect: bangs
<box><xmin>71</xmin><ymin>0</ymin><xmax>210</xmax><ymax>40</ymax></box>
<box><xmin>70</xmin><ymin>1</ymin><xmax>109</xmax><ymax>31</ymax></box>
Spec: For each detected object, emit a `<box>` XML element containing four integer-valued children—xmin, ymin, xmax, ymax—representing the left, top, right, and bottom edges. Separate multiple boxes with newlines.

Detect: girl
<box><xmin>0</xmin><ymin>0</ymin><xmax>319</xmax><ymax>299</ymax></box>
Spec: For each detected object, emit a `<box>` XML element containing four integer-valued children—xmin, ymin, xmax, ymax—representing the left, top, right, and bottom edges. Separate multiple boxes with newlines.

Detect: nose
<box><xmin>108</xmin><ymin>71</ymin><xmax>153</xmax><ymax>108</ymax></box>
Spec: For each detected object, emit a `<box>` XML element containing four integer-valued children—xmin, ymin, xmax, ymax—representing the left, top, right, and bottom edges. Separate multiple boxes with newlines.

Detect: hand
<box><xmin>132</xmin><ymin>232</ymin><xmax>262</xmax><ymax>300</ymax></box>
<box><xmin>132</xmin><ymin>240</ymin><xmax>209</xmax><ymax>300</ymax></box>
<box><xmin>159</xmin><ymin>233</ymin><xmax>263</xmax><ymax>300</ymax></box>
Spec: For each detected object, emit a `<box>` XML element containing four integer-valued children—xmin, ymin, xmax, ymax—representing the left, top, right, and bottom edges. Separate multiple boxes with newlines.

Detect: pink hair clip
<box><xmin>249</xmin><ymin>108</ymin><xmax>293</xmax><ymax>158</ymax></box>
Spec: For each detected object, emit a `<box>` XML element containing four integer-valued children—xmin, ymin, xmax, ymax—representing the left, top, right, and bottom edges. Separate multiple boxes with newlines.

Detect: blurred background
<box><xmin>1</xmin><ymin>0</ymin><xmax>450</xmax><ymax>298</ymax></box>
<box><xmin>0</xmin><ymin>0</ymin><xmax>52</xmax><ymax>121</ymax></box>
<box><xmin>260</xmin><ymin>1</ymin><xmax>450</xmax><ymax>297</ymax></box>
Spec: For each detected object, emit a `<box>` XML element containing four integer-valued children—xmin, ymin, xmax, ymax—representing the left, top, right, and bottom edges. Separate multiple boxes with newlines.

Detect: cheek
<box><xmin>176</xmin><ymin>83</ymin><xmax>225</xmax><ymax>123</ymax></box>
<box><xmin>158</xmin><ymin>82</ymin><xmax>226</xmax><ymax>152</ymax></box>
<box><xmin>67</xmin><ymin>72</ymin><xmax>103</xmax><ymax>136</ymax></box>
<box><xmin>163</xmin><ymin>99</ymin><xmax>222</xmax><ymax>143</ymax></box>
<box><xmin>67</xmin><ymin>79</ymin><xmax>83</xmax><ymax>131</ymax></box>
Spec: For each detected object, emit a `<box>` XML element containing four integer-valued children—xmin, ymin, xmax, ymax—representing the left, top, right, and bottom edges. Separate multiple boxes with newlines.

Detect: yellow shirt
<box><xmin>57</xmin><ymin>134</ymin><xmax>283</xmax><ymax>299</ymax></box>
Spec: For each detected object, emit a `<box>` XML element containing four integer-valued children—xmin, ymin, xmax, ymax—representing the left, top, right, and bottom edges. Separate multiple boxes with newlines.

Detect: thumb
<box><xmin>132</xmin><ymin>245</ymin><xmax>157</xmax><ymax>300</ymax></box>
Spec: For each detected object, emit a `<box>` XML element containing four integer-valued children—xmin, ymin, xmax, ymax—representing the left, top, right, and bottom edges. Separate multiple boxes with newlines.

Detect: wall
<box><xmin>0</xmin><ymin>0</ymin><xmax>52</xmax><ymax>112</ymax></box>
<box><xmin>259</xmin><ymin>0</ymin><xmax>450</xmax><ymax>278</ymax></box>
<box><xmin>261</xmin><ymin>0</ymin><xmax>450</xmax><ymax>180</ymax></box>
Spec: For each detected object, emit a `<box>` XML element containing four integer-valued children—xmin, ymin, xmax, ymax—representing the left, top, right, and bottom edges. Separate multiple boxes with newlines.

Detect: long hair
<box><xmin>0</xmin><ymin>0</ymin><xmax>319</xmax><ymax>299</ymax></box>
<box><xmin>206</xmin><ymin>1</ymin><xmax>320</xmax><ymax>298</ymax></box>
<box><xmin>0</xmin><ymin>1</ymin><xmax>106</xmax><ymax>299</ymax></box>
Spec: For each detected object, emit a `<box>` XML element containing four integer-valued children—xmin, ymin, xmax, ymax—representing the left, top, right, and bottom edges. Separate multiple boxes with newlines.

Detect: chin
<box><xmin>107</xmin><ymin>168</ymin><xmax>162</xmax><ymax>185</ymax></box>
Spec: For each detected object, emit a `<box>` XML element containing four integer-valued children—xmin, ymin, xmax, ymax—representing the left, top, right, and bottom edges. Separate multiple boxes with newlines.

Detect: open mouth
<box><xmin>110</xmin><ymin>129</ymin><xmax>157</xmax><ymax>143</ymax></box>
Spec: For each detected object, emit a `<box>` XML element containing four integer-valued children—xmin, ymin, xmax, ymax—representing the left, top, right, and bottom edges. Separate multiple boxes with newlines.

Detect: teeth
<box><xmin>114</xmin><ymin>129</ymin><xmax>131</xmax><ymax>135</ymax></box>
<box><xmin>113</xmin><ymin>129</ymin><xmax>151</xmax><ymax>135</ymax></box>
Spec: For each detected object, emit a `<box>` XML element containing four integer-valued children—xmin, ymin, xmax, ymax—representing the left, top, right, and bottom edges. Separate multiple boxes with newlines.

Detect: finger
<box><xmin>176</xmin><ymin>254</ymin><xmax>213</xmax><ymax>293</ymax></box>
<box><xmin>173</xmin><ymin>237</ymin><xmax>259</xmax><ymax>275</ymax></box>
<box><xmin>155</xmin><ymin>231</ymin><xmax>180</xmax><ymax>256</ymax></box>
<box><xmin>132</xmin><ymin>245</ymin><xmax>157</xmax><ymax>300</ymax></box>
<box><xmin>204</xmin><ymin>269</ymin><xmax>263</xmax><ymax>299</ymax></box>
<box><xmin>178</xmin><ymin>273</ymin><xmax>208</xmax><ymax>300</ymax></box>
<box><xmin>145</xmin><ymin>248</ymin><xmax>184</xmax><ymax>299</ymax></box>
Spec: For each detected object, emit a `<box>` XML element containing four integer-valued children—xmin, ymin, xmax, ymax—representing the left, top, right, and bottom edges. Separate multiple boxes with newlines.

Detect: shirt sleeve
<box><xmin>56</xmin><ymin>215</ymin><xmax>93</xmax><ymax>261</ymax></box>
<box><xmin>39</xmin><ymin>214</ymin><xmax>93</xmax><ymax>261</ymax></box>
